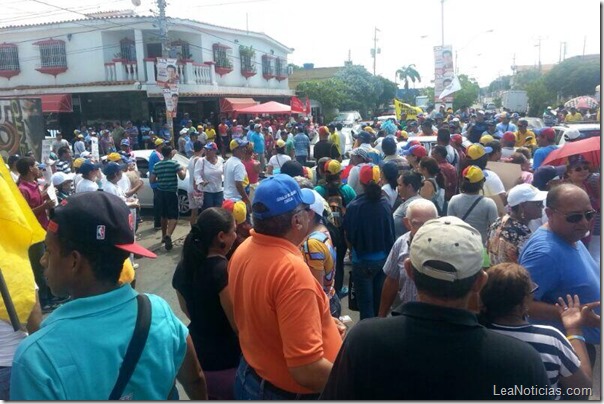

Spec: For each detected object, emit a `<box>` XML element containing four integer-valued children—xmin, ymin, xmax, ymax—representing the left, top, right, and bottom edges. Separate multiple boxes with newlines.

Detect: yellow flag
<box><xmin>394</xmin><ymin>99</ymin><xmax>423</xmax><ymax>121</ymax></box>
<box><xmin>0</xmin><ymin>156</ymin><xmax>45</xmax><ymax>324</ymax></box>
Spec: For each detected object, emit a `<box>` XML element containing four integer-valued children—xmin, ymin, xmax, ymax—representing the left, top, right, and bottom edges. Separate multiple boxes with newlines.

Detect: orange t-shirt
<box><xmin>228</xmin><ymin>230</ymin><xmax>342</xmax><ymax>394</ymax></box>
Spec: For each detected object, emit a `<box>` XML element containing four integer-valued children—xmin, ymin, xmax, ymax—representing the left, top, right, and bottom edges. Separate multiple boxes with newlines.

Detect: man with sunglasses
<box><xmin>519</xmin><ymin>184</ymin><xmax>600</xmax><ymax>360</ymax></box>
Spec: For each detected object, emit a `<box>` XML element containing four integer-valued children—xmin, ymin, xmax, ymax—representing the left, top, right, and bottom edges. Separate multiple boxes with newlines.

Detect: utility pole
<box><xmin>582</xmin><ymin>35</ymin><xmax>586</xmax><ymax>57</ymax></box>
<box><xmin>157</xmin><ymin>0</ymin><xmax>170</xmax><ymax>57</ymax></box>
<box><xmin>536</xmin><ymin>36</ymin><xmax>542</xmax><ymax>72</ymax></box>
<box><xmin>371</xmin><ymin>27</ymin><xmax>380</xmax><ymax>76</ymax></box>
<box><xmin>441</xmin><ymin>0</ymin><xmax>445</xmax><ymax>46</ymax></box>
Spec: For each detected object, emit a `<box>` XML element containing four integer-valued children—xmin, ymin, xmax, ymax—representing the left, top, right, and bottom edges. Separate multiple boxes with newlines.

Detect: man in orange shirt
<box><xmin>228</xmin><ymin>174</ymin><xmax>344</xmax><ymax>399</ymax></box>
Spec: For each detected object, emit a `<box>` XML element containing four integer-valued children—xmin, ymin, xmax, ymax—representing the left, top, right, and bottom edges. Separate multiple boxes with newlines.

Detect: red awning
<box><xmin>219</xmin><ymin>97</ymin><xmax>257</xmax><ymax>113</ymax></box>
<box><xmin>36</xmin><ymin>94</ymin><xmax>73</xmax><ymax>113</ymax></box>
<box><xmin>235</xmin><ymin>101</ymin><xmax>291</xmax><ymax>115</ymax></box>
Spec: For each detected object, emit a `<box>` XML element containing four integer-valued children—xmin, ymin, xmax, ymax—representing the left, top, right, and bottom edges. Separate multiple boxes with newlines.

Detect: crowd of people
<box><xmin>1</xmin><ymin>101</ymin><xmax>601</xmax><ymax>400</ymax></box>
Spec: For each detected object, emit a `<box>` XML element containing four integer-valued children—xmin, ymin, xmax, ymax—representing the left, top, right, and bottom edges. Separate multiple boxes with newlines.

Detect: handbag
<box><xmin>109</xmin><ymin>294</ymin><xmax>151</xmax><ymax>400</ymax></box>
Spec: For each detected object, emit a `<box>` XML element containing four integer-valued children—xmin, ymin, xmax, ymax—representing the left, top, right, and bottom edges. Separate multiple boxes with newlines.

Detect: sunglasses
<box><xmin>552</xmin><ymin>209</ymin><xmax>597</xmax><ymax>223</ymax></box>
<box><xmin>572</xmin><ymin>165</ymin><xmax>590</xmax><ymax>172</ymax></box>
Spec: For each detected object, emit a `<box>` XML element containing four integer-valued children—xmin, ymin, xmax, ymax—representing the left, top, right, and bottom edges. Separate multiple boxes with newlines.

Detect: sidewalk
<box><xmin>136</xmin><ymin>215</ymin><xmax>191</xmax><ymax>253</ymax></box>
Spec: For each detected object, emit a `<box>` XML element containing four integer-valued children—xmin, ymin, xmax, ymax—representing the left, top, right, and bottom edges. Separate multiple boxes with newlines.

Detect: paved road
<box><xmin>133</xmin><ymin>212</ymin><xmax>599</xmax><ymax>400</ymax></box>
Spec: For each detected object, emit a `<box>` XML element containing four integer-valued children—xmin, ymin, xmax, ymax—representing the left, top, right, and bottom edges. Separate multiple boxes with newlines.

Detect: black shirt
<box><xmin>172</xmin><ymin>257</ymin><xmax>241</xmax><ymax>370</ymax></box>
<box><xmin>313</xmin><ymin>140</ymin><xmax>340</xmax><ymax>160</ymax></box>
<box><xmin>321</xmin><ymin>302</ymin><xmax>551</xmax><ymax>400</ymax></box>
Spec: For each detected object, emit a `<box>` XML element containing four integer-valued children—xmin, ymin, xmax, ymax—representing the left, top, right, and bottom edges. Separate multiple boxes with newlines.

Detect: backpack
<box><xmin>426</xmin><ymin>178</ymin><xmax>445</xmax><ymax>216</ymax></box>
<box><xmin>325</xmin><ymin>185</ymin><xmax>346</xmax><ymax>228</ymax></box>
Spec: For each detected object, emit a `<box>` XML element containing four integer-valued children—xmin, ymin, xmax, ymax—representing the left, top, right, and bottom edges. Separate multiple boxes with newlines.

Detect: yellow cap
<box><xmin>462</xmin><ymin>165</ymin><xmax>485</xmax><ymax>183</ymax></box>
<box><xmin>276</xmin><ymin>139</ymin><xmax>286</xmax><ymax>148</ymax></box>
<box><xmin>107</xmin><ymin>152</ymin><xmax>122</xmax><ymax>162</ymax></box>
<box><xmin>479</xmin><ymin>134</ymin><xmax>494</xmax><ymax>145</ymax></box>
<box><xmin>72</xmin><ymin>157</ymin><xmax>85</xmax><ymax>169</ymax></box>
<box><xmin>466</xmin><ymin>143</ymin><xmax>491</xmax><ymax>160</ymax></box>
<box><xmin>154</xmin><ymin>138</ymin><xmax>165</xmax><ymax>146</ymax></box>
<box><xmin>232</xmin><ymin>201</ymin><xmax>247</xmax><ymax>225</ymax></box>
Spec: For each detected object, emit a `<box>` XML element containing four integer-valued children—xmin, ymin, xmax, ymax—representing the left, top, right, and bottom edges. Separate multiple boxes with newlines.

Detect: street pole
<box><xmin>373</xmin><ymin>27</ymin><xmax>378</xmax><ymax>76</ymax></box>
<box><xmin>156</xmin><ymin>0</ymin><xmax>175</xmax><ymax>147</ymax></box>
<box><xmin>441</xmin><ymin>0</ymin><xmax>445</xmax><ymax>46</ymax></box>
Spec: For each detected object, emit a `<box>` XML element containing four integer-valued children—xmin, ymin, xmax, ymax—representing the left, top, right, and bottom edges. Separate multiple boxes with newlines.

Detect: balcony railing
<box><xmin>104</xmin><ymin>60</ymin><xmax>139</xmax><ymax>81</ymax></box>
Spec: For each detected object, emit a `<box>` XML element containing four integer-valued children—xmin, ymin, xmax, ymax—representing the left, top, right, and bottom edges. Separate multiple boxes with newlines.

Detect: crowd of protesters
<box><xmin>1</xmin><ymin>100</ymin><xmax>601</xmax><ymax>400</ymax></box>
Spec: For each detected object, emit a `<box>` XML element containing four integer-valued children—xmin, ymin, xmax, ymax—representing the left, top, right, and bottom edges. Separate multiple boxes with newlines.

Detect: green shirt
<box><xmin>153</xmin><ymin>159</ymin><xmax>181</xmax><ymax>192</ymax></box>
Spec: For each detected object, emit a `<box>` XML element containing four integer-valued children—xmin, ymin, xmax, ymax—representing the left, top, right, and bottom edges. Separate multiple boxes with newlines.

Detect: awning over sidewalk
<box><xmin>219</xmin><ymin>97</ymin><xmax>257</xmax><ymax>113</ymax></box>
<box><xmin>36</xmin><ymin>94</ymin><xmax>73</xmax><ymax>113</ymax></box>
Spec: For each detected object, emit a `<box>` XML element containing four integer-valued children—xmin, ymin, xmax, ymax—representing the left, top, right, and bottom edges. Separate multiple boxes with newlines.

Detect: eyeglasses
<box><xmin>572</xmin><ymin>165</ymin><xmax>590</xmax><ymax>172</ymax></box>
<box><xmin>552</xmin><ymin>209</ymin><xmax>597</xmax><ymax>223</ymax></box>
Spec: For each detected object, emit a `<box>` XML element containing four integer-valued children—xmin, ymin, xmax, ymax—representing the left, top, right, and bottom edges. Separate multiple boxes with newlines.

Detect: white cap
<box><xmin>476</xmin><ymin>110</ymin><xmax>485</xmax><ymax>115</ymax></box>
<box><xmin>564</xmin><ymin>128</ymin><xmax>581</xmax><ymax>141</ymax></box>
<box><xmin>507</xmin><ymin>184</ymin><xmax>547</xmax><ymax>207</ymax></box>
<box><xmin>410</xmin><ymin>216</ymin><xmax>484</xmax><ymax>282</ymax></box>
<box><xmin>309</xmin><ymin>189</ymin><xmax>325</xmax><ymax>217</ymax></box>
<box><xmin>179</xmin><ymin>128</ymin><xmax>189</xmax><ymax>135</ymax></box>
<box><xmin>80</xmin><ymin>151</ymin><xmax>91</xmax><ymax>158</ymax></box>
<box><xmin>51</xmin><ymin>171</ymin><xmax>75</xmax><ymax>186</ymax></box>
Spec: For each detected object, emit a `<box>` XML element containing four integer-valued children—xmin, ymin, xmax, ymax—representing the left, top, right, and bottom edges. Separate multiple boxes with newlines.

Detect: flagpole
<box><xmin>0</xmin><ymin>268</ymin><xmax>21</xmax><ymax>331</ymax></box>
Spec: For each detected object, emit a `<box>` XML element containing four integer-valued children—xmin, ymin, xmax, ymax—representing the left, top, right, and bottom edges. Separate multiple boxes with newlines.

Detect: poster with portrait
<box><xmin>0</xmin><ymin>98</ymin><xmax>45</xmax><ymax>161</ymax></box>
<box><xmin>156</xmin><ymin>58</ymin><xmax>179</xmax><ymax>88</ymax></box>
<box><xmin>163</xmin><ymin>85</ymin><xmax>179</xmax><ymax>118</ymax></box>
<box><xmin>433</xmin><ymin>45</ymin><xmax>455</xmax><ymax>104</ymax></box>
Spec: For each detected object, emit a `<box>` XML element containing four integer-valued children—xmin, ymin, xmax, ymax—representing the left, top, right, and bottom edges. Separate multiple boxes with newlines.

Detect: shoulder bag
<box><xmin>109</xmin><ymin>294</ymin><xmax>152</xmax><ymax>400</ymax></box>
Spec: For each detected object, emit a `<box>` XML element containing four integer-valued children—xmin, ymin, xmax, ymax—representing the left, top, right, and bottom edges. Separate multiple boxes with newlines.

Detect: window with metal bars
<box><xmin>262</xmin><ymin>55</ymin><xmax>274</xmax><ymax>76</ymax></box>
<box><xmin>120</xmin><ymin>38</ymin><xmax>136</xmax><ymax>61</ymax></box>
<box><xmin>275</xmin><ymin>57</ymin><xmax>287</xmax><ymax>77</ymax></box>
<box><xmin>0</xmin><ymin>45</ymin><xmax>19</xmax><ymax>71</ymax></box>
<box><xmin>39</xmin><ymin>41</ymin><xmax>66</xmax><ymax>67</ymax></box>
<box><xmin>213</xmin><ymin>44</ymin><xmax>232</xmax><ymax>68</ymax></box>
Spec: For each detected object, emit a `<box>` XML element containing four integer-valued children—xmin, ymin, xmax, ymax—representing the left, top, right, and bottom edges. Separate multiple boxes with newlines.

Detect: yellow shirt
<box><xmin>565</xmin><ymin>112</ymin><xmax>583</xmax><ymax>122</ymax></box>
<box><xmin>514</xmin><ymin>129</ymin><xmax>537</xmax><ymax>148</ymax></box>
<box><xmin>205</xmin><ymin>128</ymin><xmax>217</xmax><ymax>141</ymax></box>
<box><xmin>328</xmin><ymin>131</ymin><xmax>341</xmax><ymax>154</ymax></box>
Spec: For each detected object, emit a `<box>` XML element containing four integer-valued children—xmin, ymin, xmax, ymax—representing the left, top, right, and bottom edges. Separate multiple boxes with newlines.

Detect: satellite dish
<box><xmin>131</xmin><ymin>0</ymin><xmax>141</xmax><ymax>6</ymax></box>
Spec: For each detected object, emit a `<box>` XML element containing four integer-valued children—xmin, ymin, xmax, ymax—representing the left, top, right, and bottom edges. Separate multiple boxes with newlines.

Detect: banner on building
<box><xmin>433</xmin><ymin>45</ymin><xmax>455</xmax><ymax>104</ymax></box>
<box><xmin>290</xmin><ymin>96</ymin><xmax>305</xmax><ymax>114</ymax></box>
<box><xmin>394</xmin><ymin>99</ymin><xmax>423</xmax><ymax>121</ymax></box>
<box><xmin>0</xmin><ymin>98</ymin><xmax>45</xmax><ymax>161</ymax></box>
<box><xmin>156</xmin><ymin>58</ymin><xmax>179</xmax><ymax>88</ymax></box>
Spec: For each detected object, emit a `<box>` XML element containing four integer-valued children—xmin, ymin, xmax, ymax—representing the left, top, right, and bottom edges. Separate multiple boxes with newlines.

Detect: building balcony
<box><xmin>103</xmin><ymin>58</ymin><xmax>214</xmax><ymax>85</ymax></box>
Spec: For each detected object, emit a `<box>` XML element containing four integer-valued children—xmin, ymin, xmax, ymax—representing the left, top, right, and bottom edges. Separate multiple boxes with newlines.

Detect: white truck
<box><xmin>501</xmin><ymin>90</ymin><xmax>528</xmax><ymax>114</ymax></box>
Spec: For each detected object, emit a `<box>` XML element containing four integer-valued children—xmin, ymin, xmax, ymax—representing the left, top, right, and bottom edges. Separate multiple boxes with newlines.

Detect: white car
<box><xmin>551</xmin><ymin>123</ymin><xmax>601</xmax><ymax>146</ymax></box>
<box><xmin>133</xmin><ymin>149</ymin><xmax>192</xmax><ymax>214</ymax></box>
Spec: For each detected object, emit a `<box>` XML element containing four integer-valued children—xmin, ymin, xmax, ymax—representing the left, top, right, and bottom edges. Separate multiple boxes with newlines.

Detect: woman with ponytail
<box><xmin>418</xmin><ymin>156</ymin><xmax>446</xmax><ymax>215</ymax></box>
<box><xmin>172</xmin><ymin>207</ymin><xmax>239</xmax><ymax>399</ymax></box>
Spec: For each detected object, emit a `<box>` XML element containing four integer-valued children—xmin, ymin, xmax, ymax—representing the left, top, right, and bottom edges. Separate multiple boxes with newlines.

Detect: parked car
<box><xmin>133</xmin><ymin>149</ymin><xmax>192</xmax><ymax>215</ymax></box>
<box><xmin>551</xmin><ymin>123</ymin><xmax>601</xmax><ymax>146</ymax></box>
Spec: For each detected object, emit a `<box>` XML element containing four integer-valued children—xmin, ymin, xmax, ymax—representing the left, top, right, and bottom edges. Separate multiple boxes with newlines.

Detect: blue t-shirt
<box><xmin>148</xmin><ymin>149</ymin><xmax>162</xmax><ymax>189</ymax></box>
<box><xmin>249</xmin><ymin>131</ymin><xmax>265</xmax><ymax>154</ymax></box>
<box><xmin>10</xmin><ymin>285</ymin><xmax>188</xmax><ymax>400</ymax></box>
<box><xmin>496</xmin><ymin>122</ymin><xmax>518</xmax><ymax>134</ymax></box>
<box><xmin>532</xmin><ymin>145</ymin><xmax>557</xmax><ymax>170</ymax></box>
<box><xmin>519</xmin><ymin>227</ymin><xmax>600</xmax><ymax>344</ymax></box>
<box><xmin>293</xmin><ymin>133</ymin><xmax>310</xmax><ymax>157</ymax></box>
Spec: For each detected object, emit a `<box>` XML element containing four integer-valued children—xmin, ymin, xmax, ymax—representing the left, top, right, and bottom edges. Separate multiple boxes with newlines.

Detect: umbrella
<box><xmin>541</xmin><ymin>136</ymin><xmax>600</xmax><ymax>166</ymax></box>
<box><xmin>564</xmin><ymin>96</ymin><xmax>599</xmax><ymax>110</ymax></box>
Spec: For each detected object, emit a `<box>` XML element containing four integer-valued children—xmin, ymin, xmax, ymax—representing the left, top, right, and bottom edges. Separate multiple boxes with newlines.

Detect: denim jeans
<box><xmin>201</xmin><ymin>191</ymin><xmax>224</xmax><ymax>211</ymax></box>
<box><xmin>0</xmin><ymin>367</ymin><xmax>10</xmax><ymax>400</ymax></box>
<box><xmin>352</xmin><ymin>259</ymin><xmax>386</xmax><ymax>320</ymax></box>
<box><xmin>233</xmin><ymin>356</ymin><xmax>319</xmax><ymax>400</ymax></box>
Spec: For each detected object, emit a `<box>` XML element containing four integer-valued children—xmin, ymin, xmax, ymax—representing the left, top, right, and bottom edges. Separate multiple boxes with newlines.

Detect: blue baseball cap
<box><xmin>252</xmin><ymin>174</ymin><xmax>315</xmax><ymax>220</ymax></box>
<box><xmin>79</xmin><ymin>160</ymin><xmax>101</xmax><ymax>175</ymax></box>
<box><xmin>103</xmin><ymin>162</ymin><xmax>124</xmax><ymax>176</ymax></box>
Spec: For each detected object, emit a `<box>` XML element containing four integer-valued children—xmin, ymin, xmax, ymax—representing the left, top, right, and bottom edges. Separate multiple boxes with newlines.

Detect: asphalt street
<box><xmin>133</xmin><ymin>210</ymin><xmax>599</xmax><ymax>400</ymax></box>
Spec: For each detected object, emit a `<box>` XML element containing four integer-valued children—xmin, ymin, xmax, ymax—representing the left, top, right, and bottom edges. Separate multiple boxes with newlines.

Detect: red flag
<box><xmin>290</xmin><ymin>96</ymin><xmax>305</xmax><ymax>113</ymax></box>
<box><xmin>305</xmin><ymin>97</ymin><xmax>311</xmax><ymax>115</ymax></box>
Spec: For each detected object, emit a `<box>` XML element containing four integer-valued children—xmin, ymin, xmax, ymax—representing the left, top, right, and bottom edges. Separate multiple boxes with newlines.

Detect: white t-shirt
<box><xmin>117</xmin><ymin>174</ymin><xmax>131</xmax><ymax>195</ymax></box>
<box><xmin>268</xmin><ymin>154</ymin><xmax>291</xmax><ymax>175</ymax></box>
<box><xmin>197</xmin><ymin>156</ymin><xmax>225</xmax><ymax>193</ymax></box>
<box><xmin>223</xmin><ymin>156</ymin><xmax>247</xmax><ymax>201</ymax></box>
<box><xmin>188</xmin><ymin>155</ymin><xmax>202</xmax><ymax>192</ymax></box>
<box><xmin>76</xmin><ymin>178</ymin><xmax>98</xmax><ymax>193</ymax></box>
<box><xmin>483</xmin><ymin>169</ymin><xmax>506</xmax><ymax>197</ymax></box>
<box><xmin>501</xmin><ymin>147</ymin><xmax>516</xmax><ymax>159</ymax></box>
<box><xmin>102</xmin><ymin>180</ymin><xmax>126</xmax><ymax>201</ymax></box>
<box><xmin>73</xmin><ymin>173</ymin><xmax>83</xmax><ymax>189</ymax></box>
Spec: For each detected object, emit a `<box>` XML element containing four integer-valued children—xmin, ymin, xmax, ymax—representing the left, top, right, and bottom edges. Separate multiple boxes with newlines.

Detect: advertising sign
<box><xmin>0</xmin><ymin>98</ymin><xmax>45</xmax><ymax>161</ymax></box>
<box><xmin>433</xmin><ymin>45</ymin><xmax>455</xmax><ymax>104</ymax></box>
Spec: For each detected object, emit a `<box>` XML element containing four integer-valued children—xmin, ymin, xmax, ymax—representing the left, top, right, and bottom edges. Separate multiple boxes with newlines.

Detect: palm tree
<box><xmin>396</xmin><ymin>64</ymin><xmax>421</xmax><ymax>89</ymax></box>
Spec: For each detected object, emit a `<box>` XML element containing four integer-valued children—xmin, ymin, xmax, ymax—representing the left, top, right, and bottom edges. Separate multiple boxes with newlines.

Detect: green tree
<box><xmin>526</xmin><ymin>78</ymin><xmax>555</xmax><ymax>117</ymax></box>
<box><xmin>544</xmin><ymin>55</ymin><xmax>600</xmax><ymax>98</ymax></box>
<box><xmin>513</xmin><ymin>68</ymin><xmax>543</xmax><ymax>90</ymax></box>
<box><xmin>396</xmin><ymin>64</ymin><xmax>421</xmax><ymax>90</ymax></box>
<box><xmin>452</xmin><ymin>75</ymin><xmax>480</xmax><ymax>111</ymax></box>
<box><xmin>296</xmin><ymin>78</ymin><xmax>347</xmax><ymax>114</ymax></box>
<box><xmin>334</xmin><ymin>64</ymin><xmax>383</xmax><ymax>117</ymax></box>
<box><xmin>375</xmin><ymin>75</ymin><xmax>398</xmax><ymax>112</ymax></box>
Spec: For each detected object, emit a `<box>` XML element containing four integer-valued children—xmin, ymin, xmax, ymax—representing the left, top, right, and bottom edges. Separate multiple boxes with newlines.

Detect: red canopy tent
<box><xmin>219</xmin><ymin>97</ymin><xmax>258</xmax><ymax>114</ymax></box>
<box><xmin>234</xmin><ymin>101</ymin><xmax>292</xmax><ymax>116</ymax></box>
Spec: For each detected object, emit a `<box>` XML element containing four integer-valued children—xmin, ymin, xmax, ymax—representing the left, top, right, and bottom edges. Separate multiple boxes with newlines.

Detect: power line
<box><xmin>0</xmin><ymin>0</ymin><xmax>126</xmax><ymax>25</ymax></box>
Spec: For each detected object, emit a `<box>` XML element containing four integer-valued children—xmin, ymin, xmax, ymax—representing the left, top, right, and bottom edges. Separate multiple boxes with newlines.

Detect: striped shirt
<box><xmin>153</xmin><ymin>159</ymin><xmax>181</xmax><ymax>192</ymax></box>
<box><xmin>382</xmin><ymin>232</ymin><xmax>417</xmax><ymax>304</ymax></box>
<box><xmin>487</xmin><ymin>323</ymin><xmax>580</xmax><ymax>398</ymax></box>
<box><xmin>55</xmin><ymin>159</ymin><xmax>72</xmax><ymax>174</ymax></box>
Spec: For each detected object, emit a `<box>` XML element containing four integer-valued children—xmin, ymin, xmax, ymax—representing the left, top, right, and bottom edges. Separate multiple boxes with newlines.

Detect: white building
<box><xmin>0</xmin><ymin>11</ymin><xmax>294</xmax><ymax>134</ymax></box>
